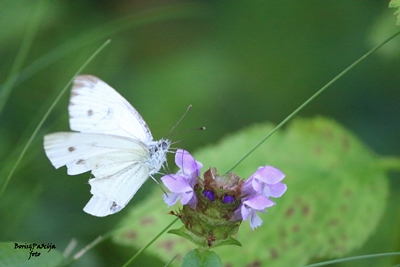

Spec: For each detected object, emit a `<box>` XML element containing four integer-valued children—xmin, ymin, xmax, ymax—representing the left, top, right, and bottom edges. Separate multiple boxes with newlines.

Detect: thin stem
<box><xmin>73</xmin><ymin>236</ymin><xmax>104</xmax><ymax>260</ymax></box>
<box><xmin>0</xmin><ymin>0</ymin><xmax>47</xmax><ymax>114</ymax></box>
<box><xmin>121</xmin><ymin>218</ymin><xmax>179</xmax><ymax>267</ymax></box>
<box><xmin>164</xmin><ymin>253</ymin><xmax>180</xmax><ymax>267</ymax></box>
<box><xmin>0</xmin><ymin>40</ymin><xmax>111</xmax><ymax>197</ymax></box>
<box><xmin>305</xmin><ymin>252</ymin><xmax>400</xmax><ymax>267</ymax></box>
<box><xmin>226</xmin><ymin>30</ymin><xmax>400</xmax><ymax>173</ymax></box>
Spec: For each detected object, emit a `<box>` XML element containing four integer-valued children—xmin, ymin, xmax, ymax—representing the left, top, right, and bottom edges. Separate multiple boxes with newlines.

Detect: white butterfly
<box><xmin>44</xmin><ymin>75</ymin><xmax>171</xmax><ymax>217</ymax></box>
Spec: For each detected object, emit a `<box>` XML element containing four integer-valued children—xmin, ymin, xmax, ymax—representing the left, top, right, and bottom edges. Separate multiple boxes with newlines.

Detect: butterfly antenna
<box><xmin>167</xmin><ymin>105</ymin><xmax>192</xmax><ymax>136</ymax></box>
<box><xmin>168</xmin><ymin>127</ymin><xmax>206</xmax><ymax>138</ymax></box>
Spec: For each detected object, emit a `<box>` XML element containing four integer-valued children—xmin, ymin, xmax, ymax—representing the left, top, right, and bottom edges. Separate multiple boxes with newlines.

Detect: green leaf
<box><xmin>181</xmin><ymin>249</ymin><xmax>222</xmax><ymax>267</ymax></box>
<box><xmin>389</xmin><ymin>0</ymin><xmax>400</xmax><ymax>25</ymax></box>
<box><xmin>113</xmin><ymin>117</ymin><xmax>389</xmax><ymax>267</ymax></box>
<box><xmin>0</xmin><ymin>242</ymin><xmax>63</xmax><ymax>267</ymax></box>
<box><xmin>168</xmin><ymin>227</ymin><xmax>241</xmax><ymax>248</ymax></box>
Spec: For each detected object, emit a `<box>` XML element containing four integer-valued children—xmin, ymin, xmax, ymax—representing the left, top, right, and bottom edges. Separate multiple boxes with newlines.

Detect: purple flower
<box><xmin>161</xmin><ymin>149</ymin><xmax>202</xmax><ymax>208</ymax></box>
<box><xmin>243</xmin><ymin>166</ymin><xmax>286</xmax><ymax>198</ymax></box>
<box><xmin>175</xmin><ymin>149</ymin><xmax>202</xmax><ymax>186</ymax></box>
<box><xmin>237</xmin><ymin>165</ymin><xmax>286</xmax><ymax>229</ymax></box>
<box><xmin>161</xmin><ymin>174</ymin><xmax>197</xmax><ymax>208</ymax></box>
<box><xmin>240</xmin><ymin>195</ymin><xmax>275</xmax><ymax>230</ymax></box>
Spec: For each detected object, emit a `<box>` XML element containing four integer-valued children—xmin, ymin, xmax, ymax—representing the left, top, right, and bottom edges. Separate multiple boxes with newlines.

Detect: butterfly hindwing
<box><xmin>84</xmin><ymin>163</ymin><xmax>149</xmax><ymax>216</ymax></box>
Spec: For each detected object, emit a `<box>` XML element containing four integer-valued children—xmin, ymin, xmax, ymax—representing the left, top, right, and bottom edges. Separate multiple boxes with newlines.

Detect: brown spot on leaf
<box><xmin>269</xmin><ymin>248</ymin><xmax>278</xmax><ymax>259</ymax></box>
<box><xmin>245</xmin><ymin>261</ymin><xmax>261</xmax><ymax>267</ymax></box>
<box><xmin>292</xmin><ymin>225</ymin><xmax>300</xmax><ymax>233</ymax></box>
<box><xmin>343</xmin><ymin>189</ymin><xmax>352</xmax><ymax>198</ymax></box>
<box><xmin>302</xmin><ymin>205</ymin><xmax>310</xmax><ymax>216</ymax></box>
<box><xmin>157</xmin><ymin>240</ymin><xmax>175</xmax><ymax>252</ymax></box>
<box><xmin>323</xmin><ymin>127</ymin><xmax>334</xmax><ymax>140</ymax></box>
<box><xmin>68</xmin><ymin>147</ymin><xmax>75</xmax><ymax>152</ymax></box>
<box><xmin>122</xmin><ymin>230</ymin><xmax>137</xmax><ymax>240</ymax></box>
<box><xmin>285</xmin><ymin>207</ymin><xmax>294</xmax><ymax>218</ymax></box>
<box><xmin>328</xmin><ymin>218</ymin><xmax>340</xmax><ymax>227</ymax></box>
<box><xmin>140</xmin><ymin>216</ymin><xmax>155</xmax><ymax>226</ymax></box>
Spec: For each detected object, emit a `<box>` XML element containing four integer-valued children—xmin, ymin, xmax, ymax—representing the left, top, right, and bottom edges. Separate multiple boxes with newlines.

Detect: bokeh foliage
<box><xmin>1</xmin><ymin>1</ymin><xmax>399</xmax><ymax>267</ymax></box>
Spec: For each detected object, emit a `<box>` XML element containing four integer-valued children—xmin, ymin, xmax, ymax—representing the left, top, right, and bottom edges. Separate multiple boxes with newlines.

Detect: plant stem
<box><xmin>226</xmin><ymin>30</ymin><xmax>400</xmax><ymax>174</ymax></box>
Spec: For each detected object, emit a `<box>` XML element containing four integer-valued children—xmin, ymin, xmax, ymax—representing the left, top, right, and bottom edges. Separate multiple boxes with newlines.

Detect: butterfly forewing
<box><xmin>44</xmin><ymin>132</ymin><xmax>147</xmax><ymax>174</ymax></box>
<box><xmin>69</xmin><ymin>75</ymin><xmax>153</xmax><ymax>142</ymax></box>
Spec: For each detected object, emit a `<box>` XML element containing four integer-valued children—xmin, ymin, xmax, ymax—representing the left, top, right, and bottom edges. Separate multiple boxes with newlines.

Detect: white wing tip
<box><xmin>83</xmin><ymin>195</ymin><xmax>123</xmax><ymax>217</ymax></box>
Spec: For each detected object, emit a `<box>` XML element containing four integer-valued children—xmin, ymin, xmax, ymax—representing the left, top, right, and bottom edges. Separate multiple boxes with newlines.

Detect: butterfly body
<box><xmin>44</xmin><ymin>75</ymin><xmax>170</xmax><ymax>217</ymax></box>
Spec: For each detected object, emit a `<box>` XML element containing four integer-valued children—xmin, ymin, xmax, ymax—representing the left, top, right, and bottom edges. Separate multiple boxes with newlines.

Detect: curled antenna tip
<box><xmin>199</xmin><ymin>127</ymin><xmax>206</xmax><ymax>130</ymax></box>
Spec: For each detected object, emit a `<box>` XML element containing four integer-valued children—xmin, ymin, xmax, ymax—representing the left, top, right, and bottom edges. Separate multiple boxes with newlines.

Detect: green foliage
<box><xmin>0</xmin><ymin>242</ymin><xmax>63</xmax><ymax>267</ymax></box>
<box><xmin>113</xmin><ymin>117</ymin><xmax>389</xmax><ymax>267</ymax></box>
<box><xmin>181</xmin><ymin>249</ymin><xmax>222</xmax><ymax>267</ymax></box>
<box><xmin>168</xmin><ymin>226</ymin><xmax>241</xmax><ymax>249</ymax></box>
<box><xmin>389</xmin><ymin>0</ymin><xmax>400</xmax><ymax>25</ymax></box>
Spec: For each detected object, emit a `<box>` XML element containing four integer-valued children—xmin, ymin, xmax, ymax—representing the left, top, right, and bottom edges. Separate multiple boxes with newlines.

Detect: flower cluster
<box><xmin>234</xmin><ymin>165</ymin><xmax>286</xmax><ymax>229</ymax></box>
<box><xmin>161</xmin><ymin>149</ymin><xmax>286</xmax><ymax>247</ymax></box>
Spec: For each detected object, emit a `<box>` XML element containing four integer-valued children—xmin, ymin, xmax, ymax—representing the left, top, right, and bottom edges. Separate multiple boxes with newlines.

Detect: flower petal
<box><xmin>185</xmin><ymin>193</ymin><xmax>198</xmax><ymax>209</ymax></box>
<box><xmin>241</xmin><ymin>177</ymin><xmax>257</xmax><ymax>197</ymax></box>
<box><xmin>244</xmin><ymin>195</ymin><xmax>275</xmax><ymax>211</ymax></box>
<box><xmin>181</xmin><ymin>190</ymin><xmax>194</xmax><ymax>205</ymax></box>
<box><xmin>265</xmin><ymin>182</ymin><xmax>287</xmax><ymax>198</ymax></box>
<box><xmin>163</xmin><ymin>193</ymin><xmax>180</xmax><ymax>207</ymax></box>
<box><xmin>161</xmin><ymin>174</ymin><xmax>192</xmax><ymax>193</ymax></box>
<box><xmin>175</xmin><ymin>149</ymin><xmax>202</xmax><ymax>177</ymax></box>
<box><xmin>241</xmin><ymin>203</ymin><xmax>251</xmax><ymax>220</ymax></box>
<box><xmin>249</xmin><ymin>211</ymin><xmax>263</xmax><ymax>230</ymax></box>
<box><xmin>252</xmin><ymin>166</ymin><xmax>285</xmax><ymax>185</ymax></box>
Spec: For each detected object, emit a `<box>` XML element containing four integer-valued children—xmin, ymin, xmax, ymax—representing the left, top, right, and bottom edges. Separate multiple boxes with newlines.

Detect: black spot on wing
<box><xmin>68</xmin><ymin>147</ymin><xmax>75</xmax><ymax>152</ymax></box>
<box><xmin>110</xmin><ymin>202</ymin><xmax>122</xmax><ymax>213</ymax></box>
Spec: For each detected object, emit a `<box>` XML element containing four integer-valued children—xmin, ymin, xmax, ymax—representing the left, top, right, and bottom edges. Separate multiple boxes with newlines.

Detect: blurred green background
<box><xmin>0</xmin><ymin>0</ymin><xmax>399</xmax><ymax>266</ymax></box>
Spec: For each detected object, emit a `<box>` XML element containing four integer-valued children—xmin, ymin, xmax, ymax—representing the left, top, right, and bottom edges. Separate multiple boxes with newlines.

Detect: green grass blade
<box><xmin>0</xmin><ymin>40</ymin><xmax>111</xmax><ymax>197</ymax></box>
<box><xmin>305</xmin><ymin>252</ymin><xmax>400</xmax><ymax>267</ymax></box>
<box><xmin>0</xmin><ymin>0</ymin><xmax>47</xmax><ymax>114</ymax></box>
<box><xmin>226</xmin><ymin>30</ymin><xmax>400</xmax><ymax>173</ymax></box>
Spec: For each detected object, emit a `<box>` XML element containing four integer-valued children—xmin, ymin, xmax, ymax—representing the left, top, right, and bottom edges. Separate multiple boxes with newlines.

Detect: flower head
<box><xmin>162</xmin><ymin>149</ymin><xmax>287</xmax><ymax>247</ymax></box>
